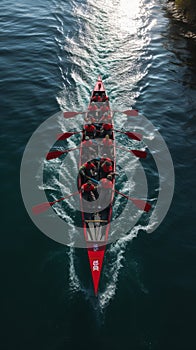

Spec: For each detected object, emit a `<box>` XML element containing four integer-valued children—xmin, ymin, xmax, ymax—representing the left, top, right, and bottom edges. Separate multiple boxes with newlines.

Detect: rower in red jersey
<box><xmin>100</xmin><ymin>177</ymin><xmax>113</xmax><ymax>189</ymax></box>
<box><xmin>101</xmin><ymin>92</ymin><xmax>109</xmax><ymax>102</ymax></box>
<box><xmin>79</xmin><ymin>161</ymin><xmax>97</xmax><ymax>179</ymax></box>
<box><xmin>88</xmin><ymin>102</ymin><xmax>98</xmax><ymax>112</ymax></box>
<box><xmin>82</xmin><ymin>136</ymin><xmax>93</xmax><ymax>147</ymax></box>
<box><xmin>100</xmin><ymin>156</ymin><xmax>112</xmax><ymax>165</ymax></box>
<box><xmin>91</xmin><ymin>93</ymin><xmax>102</xmax><ymax>102</ymax></box>
<box><xmin>82</xmin><ymin>136</ymin><xmax>97</xmax><ymax>161</ymax></box>
<box><xmin>100</xmin><ymin>103</ymin><xmax>110</xmax><ymax>113</ymax></box>
<box><xmin>100</xmin><ymin>123</ymin><xmax>113</xmax><ymax>137</ymax></box>
<box><xmin>101</xmin><ymin>135</ymin><xmax>113</xmax><ymax>157</ymax></box>
<box><xmin>84</xmin><ymin>122</ymin><xmax>96</xmax><ymax>138</ymax></box>
<box><xmin>81</xmin><ymin>180</ymin><xmax>98</xmax><ymax>201</ymax></box>
<box><xmin>99</xmin><ymin>112</ymin><xmax>112</xmax><ymax>123</ymax></box>
<box><xmin>102</xmin><ymin>135</ymin><xmax>113</xmax><ymax>147</ymax></box>
<box><xmin>84</xmin><ymin>114</ymin><xmax>96</xmax><ymax>123</ymax></box>
<box><xmin>100</xmin><ymin>160</ymin><xmax>113</xmax><ymax>178</ymax></box>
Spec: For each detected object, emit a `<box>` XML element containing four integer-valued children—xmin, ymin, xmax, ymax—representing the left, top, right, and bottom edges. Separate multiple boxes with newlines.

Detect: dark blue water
<box><xmin>1</xmin><ymin>0</ymin><xmax>196</xmax><ymax>349</ymax></box>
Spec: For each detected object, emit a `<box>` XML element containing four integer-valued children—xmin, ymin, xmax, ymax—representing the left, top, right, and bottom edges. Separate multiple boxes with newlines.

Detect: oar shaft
<box><xmin>114</xmin><ymin>189</ymin><xmax>151</xmax><ymax>212</ymax></box>
<box><xmin>53</xmin><ymin>191</ymin><xmax>80</xmax><ymax>204</ymax></box>
<box><xmin>116</xmin><ymin>146</ymin><xmax>147</xmax><ymax>158</ymax></box>
<box><xmin>32</xmin><ymin>191</ymin><xmax>80</xmax><ymax>215</ymax></box>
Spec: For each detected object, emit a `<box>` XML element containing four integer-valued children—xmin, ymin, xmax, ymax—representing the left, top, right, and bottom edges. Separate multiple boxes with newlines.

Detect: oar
<box><xmin>114</xmin><ymin>190</ymin><xmax>151</xmax><ymax>212</ymax></box>
<box><xmin>56</xmin><ymin>131</ymin><xmax>82</xmax><ymax>141</ymax></box>
<box><xmin>85</xmin><ymin>178</ymin><xmax>151</xmax><ymax>212</ymax></box>
<box><xmin>46</xmin><ymin>147</ymin><xmax>80</xmax><ymax>160</ymax></box>
<box><xmin>63</xmin><ymin>111</ymin><xmax>85</xmax><ymax>118</ymax></box>
<box><xmin>32</xmin><ymin>191</ymin><xmax>80</xmax><ymax>215</ymax></box>
<box><xmin>114</xmin><ymin>130</ymin><xmax>142</xmax><ymax>141</ymax></box>
<box><xmin>114</xmin><ymin>109</ymin><xmax>138</xmax><ymax>116</ymax></box>
<box><xmin>57</xmin><ymin>129</ymin><xmax>142</xmax><ymax>142</ymax></box>
<box><xmin>116</xmin><ymin>146</ymin><xmax>147</xmax><ymax>159</ymax></box>
<box><xmin>63</xmin><ymin>109</ymin><xmax>138</xmax><ymax>119</ymax></box>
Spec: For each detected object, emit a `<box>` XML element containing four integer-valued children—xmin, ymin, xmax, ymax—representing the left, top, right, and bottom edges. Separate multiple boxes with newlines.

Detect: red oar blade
<box><xmin>56</xmin><ymin>132</ymin><xmax>76</xmax><ymax>141</ymax></box>
<box><xmin>123</xmin><ymin>109</ymin><xmax>138</xmax><ymax>116</ymax></box>
<box><xmin>130</xmin><ymin>198</ymin><xmax>151</xmax><ymax>212</ymax></box>
<box><xmin>131</xmin><ymin>150</ymin><xmax>147</xmax><ymax>158</ymax></box>
<box><xmin>32</xmin><ymin>202</ymin><xmax>53</xmax><ymax>215</ymax></box>
<box><xmin>126</xmin><ymin>131</ymin><xmax>142</xmax><ymax>141</ymax></box>
<box><xmin>46</xmin><ymin>147</ymin><xmax>80</xmax><ymax>160</ymax></box>
<box><xmin>46</xmin><ymin>150</ymin><xmax>66</xmax><ymax>160</ymax></box>
<box><xmin>116</xmin><ymin>146</ymin><xmax>147</xmax><ymax>159</ymax></box>
<box><xmin>32</xmin><ymin>191</ymin><xmax>79</xmax><ymax>215</ymax></box>
<box><xmin>63</xmin><ymin>111</ymin><xmax>82</xmax><ymax>118</ymax></box>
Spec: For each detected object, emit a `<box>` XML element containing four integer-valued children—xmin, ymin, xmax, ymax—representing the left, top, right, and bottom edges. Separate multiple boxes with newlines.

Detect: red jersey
<box><xmin>100</xmin><ymin>114</ymin><xmax>112</xmax><ymax>122</ymax></box>
<box><xmin>91</xmin><ymin>95</ymin><xmax>102</xmax><ymax>102</ymax></box>
<box><xmin>100</xmin><ymin>105</ymin><xmax>110</xmax><ymax>112</ymax></box>
<box><xmin>88</xmin><ymin>104</ymin><xmax>98</xmax><ymax>111</ymax></box>
<box><xmin>84</xmin><ymin>124</ymin><xmax>96</xmax><ymax>132</ymax></box>
<box><xmin>81</xmin><ymin>183</ymin><xmax>95</xmax><ymax>192</ymax></box>
<box><xmin>100</xmin><ymin>178</ymin><xmax>113</xmax><ymax>189</ymax></box>
<box><xmin>102</xmin><ymin>123</ymin><xmax>112</xmax><ymax>131</ymax></box>
<box><xmin>84</xmin><ymin>162</ymin><xmax>96</xmax><ymax>170</ymax></box>
<box><xmin>82</xmin><ymin>140</ymin><xmax>93</xmax><ymax>147</ymax></box>
<box><xmin>102</xmin><ymin>138</ymin><xmax>113</xmax><ymax>146</ymax></box>
<box><xmin>102</xmin><ymin>96</ymin><xmax>109</xmax><ymax>102</ymax></box>
<box><xmin>100</xmin><ymin>157</ymin><xmax>112</xmax><ymax>164</ymax></box>
<box><xmin>86</xmin><ymin>116</ymin><xmax>96</xmax><ymax>123</ymax></box>
<box><xmin>102</xmin><ymin>164</ymin><xmax>113</xmax><ymax>173</ymax></box>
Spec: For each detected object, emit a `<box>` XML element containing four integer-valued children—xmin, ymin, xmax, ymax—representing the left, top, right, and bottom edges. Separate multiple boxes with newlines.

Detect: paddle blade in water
<box><xmin>130</xmin><ymin>198</ymin><xmax>151</xmax><ymax>212</ymax></box>
<box><xmin>57</xmin><ymin>131</ymin><xmax>81</xmax><ymax>140</ymax></box>
<box><xmin>56</xmin><ymin>132</ymin><xmax>74</xmax><ymax>141</ymax></box>
<box><xmin>123</xmin><ymin>110</ymin><xmax>138</xmax><ymax>116</ymax></box>
<box><xmin>46</xmin><ymin>150</ymin><xmax>66</xmax><ymax>160</ymax></box>
<box><xmin>63</xmin><ymin>111</ymin><xmax>80</xmax><ymax>118</ymax></box>
<box><xmin>126</xmin><ymin>131</ymin><xmax>142</xmax><ymax>141</ymax></box>
<box><xmin>32</xmin><ymin>202</ymin><xmax>52</xmax><ymax>215</ymax></box>
<box><xmin>131</xmin><ymin>150</ymin><xmax>147</xmax><ymax>158</ymax></box>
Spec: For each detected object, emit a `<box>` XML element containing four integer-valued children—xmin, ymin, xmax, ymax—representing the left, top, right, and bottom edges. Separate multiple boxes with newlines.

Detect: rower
<box><xmin>100</xmin><ymin>155</ymin><xmax>112</xmax><ymax>164</ymax></box>
<box><xmin>102</xmin><ymin>92</ymin><xmax>109</xmax><ymax>102</ymax></box>
<box><xmin>91</xmin><ymin>93</ymin><xmax>102</xmax><ymax>103</ymax></box>
<box><xmin>99</xmin><ymin>112</ymin><xmax>112</xmax><ymax>123</ymax></box>
<box><xmin>84</xmin><ymin>114</ymin><xmax>96</xmax><ymax>124</ymax></box>
<box><xmin>97</xmin><ymin>177</ymin><xmax>113</xmax><ymax>209</ymax></box>
<box><xmin>101</xmin><ymin>135</ymin><xmax>113</xmax><ymax>157</ymax></box>
<box><xmin>81</xmin><ymin>180</ymin><xmax>98</xmax><ymax>202</ymax></box>
<box><xmin>84</xmin><ymin>122</ymin><xmax>96</xmax><ymax>139</ymax></box>
<box><xmin>100</xmin><ymin>160</ymin><xmax>113</xmax><ymax>178</ymax></box>
<box><xmin>102</xmin><ymin>135</ymin><xmax>113</xmax><ymax>147</ymax></box>
<box><xmin>82</xmin><ymin>136</ymin><xmax>93</xmax><ymax>147</ymax></box>
<box><xmin>82</xmin><ymin>136</ymin><xmax>97</xmax><ymax>160</ymax></box>
<box><xmin>87</xmin><ymin>103</ymin><xmax>99</xmax><ymax>119</ymax></box>
<box><xmin>100</xmin><ymin>123</ymin><xmax>113</xmax><ymax>138</ymax></box>
<box><xmin>88</xmin><ymin>102</ymin><xmax>98</xmax><ymax>112</ymax></box>
<box><xmin>79</xmin><ymin>161</ymin><xmax>97</xmax><ymax>179</ymax></box>
<box><xmin>100</xmin><ymin>103</ymin><xmax>110</xmax><ymax>113</ymax></box>
<box><xmin>100</xmin><ymin>177</ymin><xmax>113</xmax><ymax>189</ymax></box>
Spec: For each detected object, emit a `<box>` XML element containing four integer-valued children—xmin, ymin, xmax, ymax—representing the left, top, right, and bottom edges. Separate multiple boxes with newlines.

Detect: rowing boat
<box><xmin>78</xmin><ymin>76</ymin><xmax>115</xmax><ymax>295</ymax></box>
<box><xmin>33</xmin><ymin>77</ymin><xmax>151</xmax><ymax>296</ymax></box>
